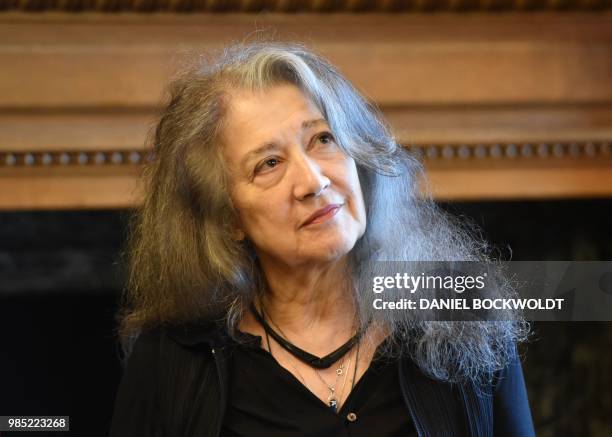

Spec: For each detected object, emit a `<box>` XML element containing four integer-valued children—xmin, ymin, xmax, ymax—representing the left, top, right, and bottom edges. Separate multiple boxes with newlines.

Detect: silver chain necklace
<box><xmin>260</xmin><ymin>300</ymin><xmax>361</xmax><ymax>412</ymax></box>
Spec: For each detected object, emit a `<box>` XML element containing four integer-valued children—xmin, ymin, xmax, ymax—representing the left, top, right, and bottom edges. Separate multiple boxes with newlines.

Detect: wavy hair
<box><xmin>117</xmin><ymin>40</ymin><xmax>529</xmax><ymax>385</ymax></box>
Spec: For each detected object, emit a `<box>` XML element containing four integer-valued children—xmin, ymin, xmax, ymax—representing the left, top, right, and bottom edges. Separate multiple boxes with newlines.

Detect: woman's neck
<box><xmin>254</xmin><ymin>255</ymin><xmax>358</xmax><ymax>350</ymax></box>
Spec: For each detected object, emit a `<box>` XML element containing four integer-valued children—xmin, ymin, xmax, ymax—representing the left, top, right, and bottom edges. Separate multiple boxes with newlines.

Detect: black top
<box><xmin>221</xmin><ymin>331</ymin><xmax>416</xmax><ymax>437</ymax></box>
<box><xmin>109</xmin><ymin>324</ymin><xmax>536</xmax><ymax>437</ymax></box>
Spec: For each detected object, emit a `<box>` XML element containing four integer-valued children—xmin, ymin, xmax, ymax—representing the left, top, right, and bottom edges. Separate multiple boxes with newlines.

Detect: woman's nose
<box><xmin>291</xmin><ymin>153</ymin><xmax>330</xmax><ymax>200</ymax></box>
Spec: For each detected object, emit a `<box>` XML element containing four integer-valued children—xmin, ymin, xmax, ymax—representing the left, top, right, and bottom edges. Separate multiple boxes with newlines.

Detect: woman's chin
<box><xmin>297</xmin><ymin>239</ymin><xmax>356</xmax><ymax>264</ymax></box>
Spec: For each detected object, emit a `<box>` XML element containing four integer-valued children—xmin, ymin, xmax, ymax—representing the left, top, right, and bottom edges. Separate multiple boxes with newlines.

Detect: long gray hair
<box><xmin>118</xmin><ymin>40</ymin><xmax>529</xmax><ymax>385</ymax></box>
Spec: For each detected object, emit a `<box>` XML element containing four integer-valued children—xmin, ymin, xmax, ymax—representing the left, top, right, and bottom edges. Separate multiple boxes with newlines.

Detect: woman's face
<box><xmin>222</xmin><ymin>83</ymin><xmax>367</xmax><ymax>269</ymax></box>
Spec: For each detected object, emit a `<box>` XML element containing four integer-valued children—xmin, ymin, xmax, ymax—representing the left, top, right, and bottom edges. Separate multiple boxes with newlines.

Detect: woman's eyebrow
<box><xmin>301</xmin><ymin>118</ymin><xmax>327</xmax><ymax>130</ymax></box>
<box><xmin>241</xmin><ymin>142</ymin><xmax>279</xmax><ymax>170</ymax></box>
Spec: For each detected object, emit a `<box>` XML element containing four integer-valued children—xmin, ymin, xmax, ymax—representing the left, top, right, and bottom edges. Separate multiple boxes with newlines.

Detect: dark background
<box><xmin>0</xmin><ymin>199</ymin><xmax>611</xmax><ymax>436</ymax></box>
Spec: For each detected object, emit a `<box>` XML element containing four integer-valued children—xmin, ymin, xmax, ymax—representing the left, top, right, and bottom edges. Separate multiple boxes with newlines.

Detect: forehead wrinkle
<box><xmin>238</xmin><ymin>117</ymin><xmax>328</xmax><ymax>171</ymax></box>
<box><xmin>224</xmin><ymin>85</ymin><xmax>328</xmax><ymax>174</ymax></box>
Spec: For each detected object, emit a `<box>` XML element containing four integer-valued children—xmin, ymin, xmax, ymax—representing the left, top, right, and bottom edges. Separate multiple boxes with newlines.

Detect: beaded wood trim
<box><xmin>1</xmin><ymin>142</ymin><xmax>610</xmax><ymax>168</ymax></box>
<box><xmin>406</xmin><ymin>141</ymin><xmax>612</xmax><ymax>161</ymax></box>
<box><xmin>0</xmin><ymin>150</ymin><xmax>151</xmax><ymax>167</ymax></box>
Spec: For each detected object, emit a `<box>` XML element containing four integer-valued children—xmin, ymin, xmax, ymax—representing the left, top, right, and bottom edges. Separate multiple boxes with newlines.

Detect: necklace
<box><xmin>263</xmin><ymin>322</ymin><xmax>308</xmax><ymax>387</ymax></box>
<box><xmin>249</xmin><ymin>300</ymin><xmax>369</xmax><ymax>369</ymax></box>
<box><xmin>313</xmin><ymin>353</ymin><xmax>351</xmax><ymax>412</ymax></box>
<box><xmin>263</xmin><ymin>304</ymin><xmax>356</xmax><ymax>412</ymax></box>
<box><xmin>264</xmin><ymin>323</ymin><xmax>356</xmax><ymax>413</ymax></box>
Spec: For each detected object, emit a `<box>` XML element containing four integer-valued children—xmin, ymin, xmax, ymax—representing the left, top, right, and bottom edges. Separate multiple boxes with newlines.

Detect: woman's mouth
<box><xmin>302</xmin><ymin>203</ymin><xmax>343</xmax><ymax>227</ymax></box>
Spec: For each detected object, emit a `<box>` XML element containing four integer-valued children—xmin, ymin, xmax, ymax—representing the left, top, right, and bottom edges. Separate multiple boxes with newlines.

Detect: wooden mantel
<box><xmin>0</xmin><ymin>11</ymin><xmax>611</xmax><ymax>209</ymax></box>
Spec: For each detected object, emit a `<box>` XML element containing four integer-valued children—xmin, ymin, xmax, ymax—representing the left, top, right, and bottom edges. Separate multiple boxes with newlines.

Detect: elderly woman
<box><xmin>109</xmin><ymin>42</ymin><xmax>535</xmax><ymax>437</ymax></box>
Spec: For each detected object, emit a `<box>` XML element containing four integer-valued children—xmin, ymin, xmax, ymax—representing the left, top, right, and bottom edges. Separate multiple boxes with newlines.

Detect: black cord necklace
<box><xmin>249</xmin><ymin>300</ymin><xmax>369</xmax><ymax>369</ymax></box>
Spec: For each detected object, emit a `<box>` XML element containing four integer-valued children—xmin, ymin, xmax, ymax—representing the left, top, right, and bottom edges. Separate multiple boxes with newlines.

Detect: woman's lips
<box><xmin>302</xmin><ymin>204</ymin><xmax>342</xmax><ymax>227</ymax></box>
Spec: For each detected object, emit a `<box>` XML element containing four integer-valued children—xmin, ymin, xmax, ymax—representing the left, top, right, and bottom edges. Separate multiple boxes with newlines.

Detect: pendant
<box><xmin>328</xmin><ymin>397</ymin><xmax>338</xmax><ymax>413</ymax></box>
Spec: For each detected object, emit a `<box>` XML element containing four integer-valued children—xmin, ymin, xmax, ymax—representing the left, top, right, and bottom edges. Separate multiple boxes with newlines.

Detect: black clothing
<box><xmin>109</xmin><ymin>319</ymin><xmax>536</xmax><ymax>437</ymax></box>
<box><xmin>221</xmin><ymin>330</ymin><xmax>416</xmax><ymax>436</ymax></box>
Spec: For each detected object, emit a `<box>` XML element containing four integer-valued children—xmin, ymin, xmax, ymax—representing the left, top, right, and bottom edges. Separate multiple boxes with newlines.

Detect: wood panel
<box><xmin>0</xmin><ymin>12</ymin><xmax>611</xmax><ymax>209</ymax></box>
<box><xmin>423</xmin><ymin>155</ymin><xmax>612</xmax><ymax>200</ymax></box>
<box><xmin>387</xmin><ymin>104</ymin><xmax>612</xmax><ymax>144</ymax></box>
<box><xmin>3</xmin><ymin>104</ymin><xmax>612</xmax><ymax>153</ymax></box>
<box><xmin>427</xmin><ymin>166</ymin><xmax>612</xmax><ymax>200</ymax></box>
<box><xmin>0</xmin><ymin>166</ymin><xmax>142</xmax><ymax>210</ymax></box>
<box><xmin>2</xmin><ymin>156</ymin><xmax>611</xmax><ymax>209</ymax></box>
<box><xmin>0</xmin><ymin>112</ymin><xmax>152</xmax><ymax>152</ymax></box>
<box><xmin>1</xmin><ymin>13</ymin><xmax>611</xmax><ymax>107</ymax></box>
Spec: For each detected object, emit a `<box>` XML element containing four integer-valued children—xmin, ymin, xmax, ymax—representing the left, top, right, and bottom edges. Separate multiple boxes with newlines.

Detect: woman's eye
<box><xmin>254</xmin><ymin>157</ymin><xmax>280</xmax><ymax>175</ymax></box>
<box><xmin>317</xmin><ymin>132</ymin><xmax>335</xmax><ymax>145</ymax></box>
<box><xmin>264</xmin><ymin>157</ymin><xmax>278</xmax><ymax>167</ymax></box>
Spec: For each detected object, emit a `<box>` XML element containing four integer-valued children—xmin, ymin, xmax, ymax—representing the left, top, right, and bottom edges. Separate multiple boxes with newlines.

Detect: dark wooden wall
<box><xmin>1</xmin><ymin>5</ymin><xmax>611</xmax><ymax>208</ymax></box>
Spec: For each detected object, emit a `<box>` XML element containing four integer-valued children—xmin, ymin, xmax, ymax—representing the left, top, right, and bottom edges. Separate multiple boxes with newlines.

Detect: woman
<box><xmin>110</xmin><ymin>41</ymin><xmax>535</xmax><ymax>436</ymax></box>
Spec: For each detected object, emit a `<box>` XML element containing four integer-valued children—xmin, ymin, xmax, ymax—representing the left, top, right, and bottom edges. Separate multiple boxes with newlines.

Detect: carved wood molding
<box><xmin>0</xmin><ymin>0</ymin><xmax>610</xmax><ymax>12</ymax></box>
<box><xmin>1</xmin><ymin>142</ymin><xmax>610</xmax><ymax>168</ymax></box>
<box><xmin>1</xmin><ymin>12</ymin><xmax>611</xmax><ymax>207</ymax></box>
<box><xmin>410</xmin><ymin>142</ymin><xmax>612</xmax><ymax>162</ymax></box>
<box><xmin>2</xmin><ymin>159</ymin><xmax>611</xmax><ymax>209</ymax></box>
<box><xmin>3</xmin><ymin>14</ymin><xmax>612</xmax><ymax>109</ymax></box>
<box><xmin>2</xmin><ymin>142</ymin><xmax>611</xmax><ymax>207</ymax></box>
<box><xmin>0</xmin><ymin>150</ymin><xmax>150</xmax><ymax>168</ymax></box>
